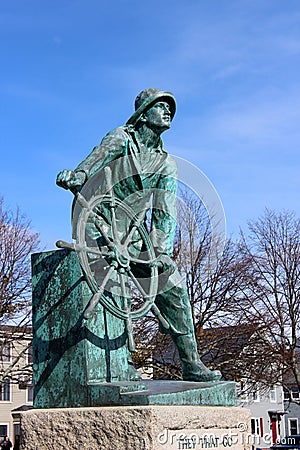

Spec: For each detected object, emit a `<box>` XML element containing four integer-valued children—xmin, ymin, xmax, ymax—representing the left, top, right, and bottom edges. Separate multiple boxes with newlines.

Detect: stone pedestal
<box><xmin>31</xmin><ymin>249</ymin><xmax>131</xmax><ymax>408</ymax></box>
<box><xmin>20</xmin><ymin>405</ymin><xmax>251</xmax><ymax>450</ymax></box>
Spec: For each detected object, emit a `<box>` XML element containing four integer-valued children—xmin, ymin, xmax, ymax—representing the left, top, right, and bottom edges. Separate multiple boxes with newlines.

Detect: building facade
<box><xmin>0</xmin><ymin>325</ymin><xmax>33</xmax><ymax>444</ymax></box>
<box><xmin>283</xmin><ymin>387</ymin><xmax>300</xmax><ymax>437</ymax></box>
<box><xmin>239</xmin><ymin>383</ymin><xmax>286</xmax><ymax>449</ymax></box>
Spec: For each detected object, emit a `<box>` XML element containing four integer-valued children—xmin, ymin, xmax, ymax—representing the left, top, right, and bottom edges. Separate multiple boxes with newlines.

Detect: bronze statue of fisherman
<box><xmin>56</xmin><ymin>88</ymin><xmax>221</xmax><ymax>382</ymax></box>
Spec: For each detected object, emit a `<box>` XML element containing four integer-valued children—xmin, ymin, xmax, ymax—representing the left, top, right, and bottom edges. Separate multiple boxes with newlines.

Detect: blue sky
<box><xmin>1</xmin><ymin>0</ymin><xmax>300</xmax><ymax>249</ymax></box>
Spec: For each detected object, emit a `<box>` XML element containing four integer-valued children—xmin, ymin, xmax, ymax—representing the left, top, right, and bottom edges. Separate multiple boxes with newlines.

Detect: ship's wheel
<box><xmin>56</xmin><ymin>167</ymin><xmax>170</xmax><ymax>351</ymax></box>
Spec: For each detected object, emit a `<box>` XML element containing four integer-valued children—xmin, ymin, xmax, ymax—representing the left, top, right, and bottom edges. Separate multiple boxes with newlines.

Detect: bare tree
<box><xmin>0</xmin><ymin>196</ymin><xmax>40</xmax><ymax>323</ymax></box>
<box><xmin>133</xmin><ymin>195</ymin><xmax>291</xmax><ymax>391</ymax></box>
<box><xmin>0</xmin><ymin>325</ymin><xmax>32</xmax><ymax>385</ymax></box>
<box><xmin>236</xmin><ymin>209</ymin><xmax>300</xmax><ymax>395</ymax></box>
<box><xmin>174</xmin><ymin>189</ymin><xmax>244</xmax><ymax>330</ymax></box>
<box><xmin>0</xmin><ymin>196</ymin><xmax>39</xmax><ymax>387</ymax></box>
<box><xmin>133</xmin><ymin>189</ymin><xmax>249</xmax><ymax>380</ymax></box>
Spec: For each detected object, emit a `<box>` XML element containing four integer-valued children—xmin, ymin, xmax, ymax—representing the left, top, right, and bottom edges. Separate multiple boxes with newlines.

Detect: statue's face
<box><xmin>143</xmin><ymin>101</ymin><xmax>172</xmax><ymax>132</ymax></box>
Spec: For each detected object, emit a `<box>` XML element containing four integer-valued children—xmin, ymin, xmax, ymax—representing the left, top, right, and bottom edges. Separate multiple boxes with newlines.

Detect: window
<box><xmin>0</xmin><ymin>379</ymin><xmax>11</xmax><ymax>401</ymax></box>
<box><xmin>270</xmin><ymin>386</ymin><xmax>276</xmax><ymax>403</ymax></box>
<box><xmin>0</xmin><ymin>341</ymin><xmax>11</xmax><ymax>363</ymax></box>
<box><xmin>0</xmin><ymin>424</ymin><xmax>8</xmax><ymax>441</ymax></box>
<box><xmin>289</xmin><ymin>419</ymin><xmax>298</xmax><ymax>436</ymax></box>
<box><xmin>13</xmin><ymin>423</ymin><xmax>20</xmax><ymax>440</ymax></box>
<box><xmin>251</xmin><ymin>418</ymin><xmax>263</xmax><ymax>436</ymax></box>
<box><xmin>253</xmin><ymin>388</ymin><xmax>260</xmax><ymax>402</ymax></box>
<box><xmin>284</xmin><ymin>388</ymin><xmax>290</xmax><ymax>401</ymax></box>
<box><xmin>239</xmin><ymin>381</ymin><xmax>249</xmax><ymax>402</ymax></box>
<box><xmin>291</xmin><ymin>388</ymin><xmax>300</xmax><ymax>401</ymax></box>
<box><xmin>27</xmin><ymin>384</ymin><xmax>33</xmax><ymax>403</ymax></box>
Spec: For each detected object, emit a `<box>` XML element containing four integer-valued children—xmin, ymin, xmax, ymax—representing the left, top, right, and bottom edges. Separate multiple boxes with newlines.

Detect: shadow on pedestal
<box><xmin>32</xmin><ymin>249</ymin><xmax>236</xmax><ymax>408</ymax></box>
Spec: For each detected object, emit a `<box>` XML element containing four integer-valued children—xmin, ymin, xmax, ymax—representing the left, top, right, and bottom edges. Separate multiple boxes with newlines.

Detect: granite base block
<box><xmin>20</xmin><ymin>405</ymin><xmax>251</xmax><ymax>450</ymax></box>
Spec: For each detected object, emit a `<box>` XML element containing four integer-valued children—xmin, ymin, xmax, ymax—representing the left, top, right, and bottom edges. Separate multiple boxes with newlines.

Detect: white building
<box><xmin>239</xmin><ymin>382</ymin><xmax>286</xmax><ymax>449</ymax></box>
<box><xmin>0</xmin><ymin>325</ymin><xmax>33</xmax><ymax>444</ymax></box>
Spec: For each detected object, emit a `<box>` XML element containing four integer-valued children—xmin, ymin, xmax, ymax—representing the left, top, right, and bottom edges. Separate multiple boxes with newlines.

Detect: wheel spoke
<box><xmin>84</xmin><ymin>265</ymin><xmax>115</xmax><ymax>319</ymax></box>
<box><xmin>127</xmin><ymin>269</ymin><xmax>148</xmax><ymax>298</ymax></box>
<box><xmin>119</xmin><ymin>272</ymin><xmax>127</xmax><ymax>299</ymax></box>
<box><xmin>130</xmin><ymin>256</ymin><xmax>157</xmax><ymax>265</ymax></box>
<box><xmin>90</xmin><ymin>214</ymin><xmax>112</xmax><ymax>247</ymax></box>
<box><xmin>76</xmin><ymin>191</ymin><xmax>113</xmax><ymax>247</ymax></box>
<box><xmin>56</xmin><ymin>239</ymin><xmax>103</xmax><ymax>257</ymax></box>
<box><xmin>89</xmin><ymin>257</ymin><xmax>109</xmax><ymax>266</ymax></box>
<box><xmin>119</xmin><ymin>272</ymin><xmax>135</xmax><ymax>352</ymax></box>
<box><xmin>122</xmin><ymin>203</ymin><xmax>150</xmax><ymax>248</ymax></box>
<box><xmin>151</xmin><ymin>304</ymin><xmax>171</xmax><ymax>331</ymax></box>
<box><xmin>104</xmin><ymin>166</ymin><xmax>119</xmax><ymax>243</ymax></box>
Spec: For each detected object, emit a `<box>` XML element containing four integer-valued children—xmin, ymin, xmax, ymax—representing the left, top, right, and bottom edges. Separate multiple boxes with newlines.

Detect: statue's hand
<box><xmin>156</xmin><ymin>254</ymin><xmax>177</xmax><ymax>275</ymax></box>
<box><xmin>56</xmin><ymin>170</ymin><xmax>86</xmax><ymax>191</ymax></box>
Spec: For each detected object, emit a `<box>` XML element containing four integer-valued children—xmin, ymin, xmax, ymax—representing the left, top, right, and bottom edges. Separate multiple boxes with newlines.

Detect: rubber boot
<box><xmin>173</xmin><ymin>333</ymin><xmax>222</xmax><ymax>382</ymax></box>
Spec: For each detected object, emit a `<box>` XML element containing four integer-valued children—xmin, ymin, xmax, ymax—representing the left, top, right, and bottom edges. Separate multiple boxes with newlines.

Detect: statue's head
<box><xmin>126</xmin><ymin>88</ymin><xmax>176</xmax><ymax>127</ymax></box>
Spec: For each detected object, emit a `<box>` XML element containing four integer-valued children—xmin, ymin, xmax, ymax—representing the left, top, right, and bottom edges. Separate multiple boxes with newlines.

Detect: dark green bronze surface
<box><xmin>32</xmin><ymin>249</ymin><xmax>131</xmax><ymax>408</ymax></box>
<box><xmin>55</xmin><ymin>88</ymin><xmax>222</xmax><ymax>384</ymax></box>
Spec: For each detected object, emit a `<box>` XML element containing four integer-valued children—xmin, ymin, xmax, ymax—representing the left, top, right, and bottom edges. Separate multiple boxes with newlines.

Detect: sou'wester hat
<box><xmin>126</xmin><ymin>88</ymin><xmax>176</xmax><ymax>126</ymax></box>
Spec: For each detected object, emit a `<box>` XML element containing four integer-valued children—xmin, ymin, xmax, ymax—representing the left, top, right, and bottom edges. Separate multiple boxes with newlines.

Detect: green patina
<box><xmin>32</xmin><ymin>249</ymin><xmax>131</xmax><ymax>408</ymax></box>
<box><xmin>32</xmin><ymin>249</ymin><xmax>236</xmax><ymax>408</ymax></box>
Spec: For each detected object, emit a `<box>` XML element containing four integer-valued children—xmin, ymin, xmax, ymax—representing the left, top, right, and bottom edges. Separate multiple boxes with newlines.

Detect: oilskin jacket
<box><xmin>73</xmin><ymin>125</ymin><xmax>178</xmax><ymax>257</ymax></box>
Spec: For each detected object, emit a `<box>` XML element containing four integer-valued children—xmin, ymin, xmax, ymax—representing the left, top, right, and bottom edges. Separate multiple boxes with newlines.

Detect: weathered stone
<box><xmin>20</xmin><ymin>405</ymin><xmax>251</xmax><ymax>450</ymax></box>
